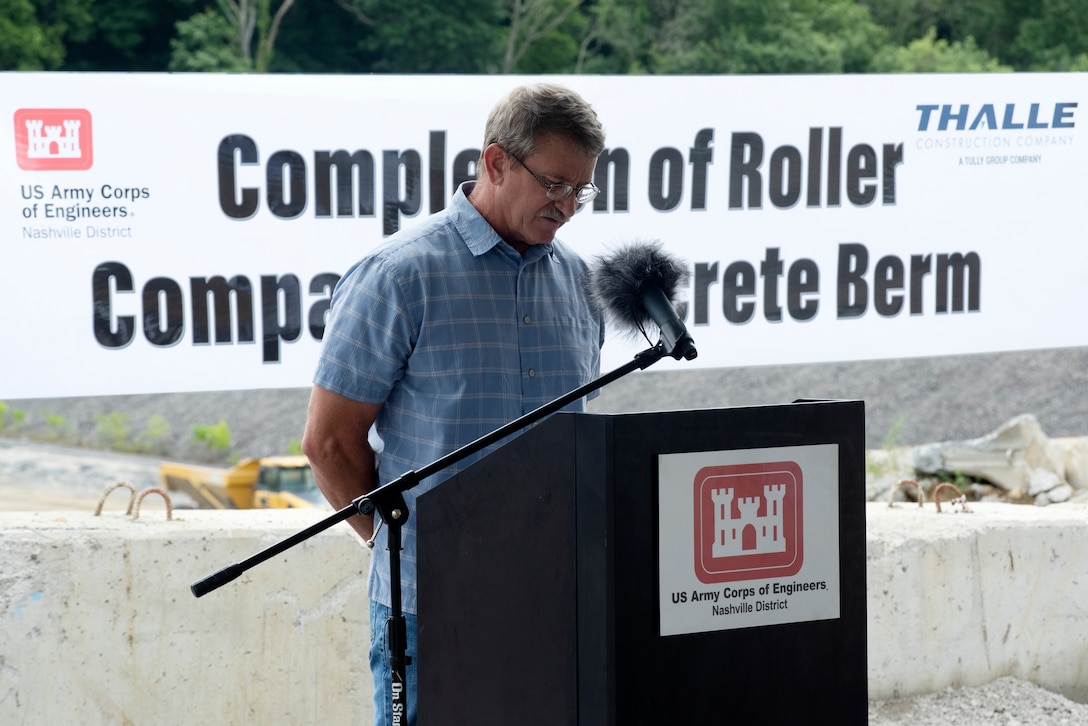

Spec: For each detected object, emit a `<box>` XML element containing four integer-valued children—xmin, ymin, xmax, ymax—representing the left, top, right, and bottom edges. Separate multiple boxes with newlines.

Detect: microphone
<box><xmin>588</xmin><ymin>241</ymin><xmax>698</xmax><ymax>361</ymax></box>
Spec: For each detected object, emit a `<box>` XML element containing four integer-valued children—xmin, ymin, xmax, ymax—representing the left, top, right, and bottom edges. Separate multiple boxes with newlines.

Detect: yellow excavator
<box><xmin>160</xmin><ymin>456</ymin><xmax>325</xmax><ymax>509</ymax></box>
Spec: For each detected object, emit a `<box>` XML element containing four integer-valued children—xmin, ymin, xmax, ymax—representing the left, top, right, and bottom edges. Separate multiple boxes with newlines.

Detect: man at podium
<box><xmin>301</xmin><ymin>82</ymin><xmax>608</xmax><ymax>726</ymax></box>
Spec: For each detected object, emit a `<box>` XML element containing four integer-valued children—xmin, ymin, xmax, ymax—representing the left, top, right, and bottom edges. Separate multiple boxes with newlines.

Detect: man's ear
<box><xmin>480</xmin><ymin>143</ymin><xmax>509</xmax><ymax>184</ymax></box>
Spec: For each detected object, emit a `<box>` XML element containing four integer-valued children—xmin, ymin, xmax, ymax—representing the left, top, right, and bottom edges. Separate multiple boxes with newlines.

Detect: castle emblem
<box><xmin>14</xmin><ymin>108</ymin><xmax>94</xmax><ymax>170</ymax></box>
<box><xmin>710</xmin><ymin>483</ymin><xmax>788</xmax><ymax>556</ymax></box>
<box><xmin>693</xmin><ymin>461</ymin><xmax>803</xmax><ymax>583</ymax></box>
<box><xmin>25</xmin><ymin>117</ymin><xmax>84</xmax><ymax>159</ymax></box>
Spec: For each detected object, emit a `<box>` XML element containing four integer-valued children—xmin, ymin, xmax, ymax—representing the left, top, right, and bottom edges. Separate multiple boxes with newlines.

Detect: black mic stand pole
<box><xmin>191</xmin><ymin>339</ymin><xmax>691</xmax><ymax>723</ymax></box>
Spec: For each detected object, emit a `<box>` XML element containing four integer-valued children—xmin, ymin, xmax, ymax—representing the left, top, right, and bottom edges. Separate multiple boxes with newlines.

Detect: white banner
<box><xmin>3</xmin><ymin>72</ymin><xmax>1085</xmax><ymax>398</ymax></box>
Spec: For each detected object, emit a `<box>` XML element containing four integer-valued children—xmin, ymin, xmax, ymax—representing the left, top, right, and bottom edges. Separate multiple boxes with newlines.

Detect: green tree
<box><xmin>649</xmin><ymin>0</ymin><xmax>887</xmax><ymax>74</ymax></box>
<box><xmin>216</xmin><ymin>0</ymin><xmax>298</xmax><ymax>72</ymax></box>
<box><xmin>62</xmin><ymin>0</ymin><xmax>200</xmax><ymax>71</ymax></box>
<box><xmin>860</xmin><ymin>0</ymin><xmax>964</xmax><ymax>47</ymax></box>
<box><xmin>169</xmin><ymin>7</ymin><xmax>250</xmax><ymax>72</ymax></box>
<box><xmin>574</xmin><ymin>0</ymin><xmax>657</xmax><ymax>73</ymax></box>
<box><xmin>1009</xmin><ymin>0</ymin><xmax>1088</xmax><ymax>70</ymax></box>
<box><xmin>343</xmin><ymin>0</ymin><xmax>504</xmax><ymax>73</ymax></box>
<box><xmin>870</xmin><ymin>26</ymin><xmax>1011</xmax><ymax>72</ymax></box>
<box><xmin>11</xmin><ymin>0</ymin><xmax>1088</xmax><ymax>75</ymax></box>
<box><xmin>265</xmin><ymin>0</ymin><xmax>376</xmax><ymax>72</ymax></box>
<box><xmin>501</xmin><ymin>0</ymin><xmax>585</xmax><ymax>73</ymax></box>
<box><xmin>860</xmin><ymin>0</ymin><xmax>1088</xmax><ymax>71</ymax></box>
<box><xmin>810</xmin><ymin>0</ymin><xmax>889</xmax><ymax>72</ymax></box>
<box><xmin>0</xmin><ymin>0</ymin><xmax>93</xmax><ymax>69</ymax></box>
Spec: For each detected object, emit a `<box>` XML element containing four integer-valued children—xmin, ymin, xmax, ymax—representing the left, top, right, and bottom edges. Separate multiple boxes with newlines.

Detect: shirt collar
<box><xmin>452</xmin><ymin>181</ymin><xmax>554</xmax><ymax>263</ymax></box>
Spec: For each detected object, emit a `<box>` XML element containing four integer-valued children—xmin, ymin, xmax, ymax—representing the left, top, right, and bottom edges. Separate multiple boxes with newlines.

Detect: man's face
<box><xmin>495</xmin><ymin>134</ymin><xmax>597</xmax><ymax>253</ymax></box>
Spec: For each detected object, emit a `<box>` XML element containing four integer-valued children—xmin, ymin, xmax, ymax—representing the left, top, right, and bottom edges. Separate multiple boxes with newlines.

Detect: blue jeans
<box><xmin>369</xmin><ymin>599</ymin><xmax>418</xmax><ymax>726</ymax></box>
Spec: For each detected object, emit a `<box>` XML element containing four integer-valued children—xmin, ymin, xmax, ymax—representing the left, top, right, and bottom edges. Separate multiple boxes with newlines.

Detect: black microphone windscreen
<box><xmin>588</xmin><ymin>240</ymin><xmax>691</xmax><ymax>336</ymax></box>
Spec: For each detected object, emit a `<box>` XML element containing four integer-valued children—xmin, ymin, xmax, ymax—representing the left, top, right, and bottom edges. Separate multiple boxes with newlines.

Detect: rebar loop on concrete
<box><xmin>932</xmin><ymin>482</ymin><xmax>970</xmax><ymax>513</ymax></box>
<box><xmin>133</xmin><ymin>487</ymin><xmax>173</xmax><ymax>521</ymax></box>
<box><xmin>94</xmin><ymin>481</ymin><xmax>137</xmax><ymax>516</ymax></box>
<box><xmin>887</xmin><ymin>478</ymin><xmax>925</xmax><ymax>508</ymax></box>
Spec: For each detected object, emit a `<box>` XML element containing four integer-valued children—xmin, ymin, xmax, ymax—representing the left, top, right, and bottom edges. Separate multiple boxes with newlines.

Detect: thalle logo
<box><xmin>14</xmin><ymin>108</ymin><xmax>94</xmax><ymax>171</ymax></box>
<box><xmin>693</xmin><ymin>461</ymin><xmax>803</xmax><ymax>584</ymax></box>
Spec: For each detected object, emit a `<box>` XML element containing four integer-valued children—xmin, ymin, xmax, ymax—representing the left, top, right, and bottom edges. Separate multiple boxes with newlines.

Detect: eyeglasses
<box><xmin>509</xmin><ymin>153</ymin><xmax>600</xmax><ymax>205</ymax></box>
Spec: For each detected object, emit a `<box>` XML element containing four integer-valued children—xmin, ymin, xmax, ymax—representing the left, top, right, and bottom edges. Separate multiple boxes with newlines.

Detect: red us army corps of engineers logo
<box><xmin>13</xmin><ymin>108</ymin><xmax>94</xmax><ymax>171</ymax></box>
<box><xmin>693</xmin><ymin>461</ymin><xmax>804</xmax><ymax>584</ymax></box>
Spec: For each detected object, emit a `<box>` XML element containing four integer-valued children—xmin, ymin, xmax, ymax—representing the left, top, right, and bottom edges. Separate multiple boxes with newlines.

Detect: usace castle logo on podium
<box><xmin>693</xmin><ymin>461</ymin><xmax>803</xmax><ymax>583</ymax></box>
<box><xmin>14</xmin><ymin>108</ymin><xmax>94</xmax><ymax>171</ymax></box>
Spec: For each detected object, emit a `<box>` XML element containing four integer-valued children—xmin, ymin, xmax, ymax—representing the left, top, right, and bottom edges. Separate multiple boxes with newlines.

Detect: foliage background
<box><xmin>4</xmin><ymin>0</ymin><xmax>1088</xmax><ymax>75</ymax></box>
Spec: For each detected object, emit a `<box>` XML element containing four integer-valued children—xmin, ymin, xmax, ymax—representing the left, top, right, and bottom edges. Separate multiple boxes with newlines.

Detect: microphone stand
<box><xmin>191</xmin><ymin>338</ymin><xmax>692</xmax><ymax>723</ymax></box>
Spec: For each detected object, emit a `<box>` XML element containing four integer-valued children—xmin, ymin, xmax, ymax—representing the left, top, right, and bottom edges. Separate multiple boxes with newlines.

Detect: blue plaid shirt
<box><xmin>314</xmin><ymin>182</ymin><xmax>604</xmax><ymax>612</ymax></box>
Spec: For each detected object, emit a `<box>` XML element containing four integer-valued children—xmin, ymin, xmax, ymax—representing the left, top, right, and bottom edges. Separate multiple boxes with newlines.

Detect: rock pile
<box><xmin>870</xmin><ymin>414</ymin><xmax>1088</xmax><ymax>506</ymax></box>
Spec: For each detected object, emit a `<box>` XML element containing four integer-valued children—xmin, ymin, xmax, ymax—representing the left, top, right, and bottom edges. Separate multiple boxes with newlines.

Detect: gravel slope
<box><xmin>3</xmin><ymin>345</ymin><xmax>1085</xmax><ymax>461</ymax></box>
<box><xmin>588</xmin><ymin>345</ymin><xmax>1088</xmax><ymax>449</ymax></box>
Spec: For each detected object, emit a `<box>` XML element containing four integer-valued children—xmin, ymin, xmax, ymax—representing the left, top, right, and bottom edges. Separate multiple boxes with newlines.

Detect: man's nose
<box><xmin>556</xmin><ymin>193</ymin><xmax>578</xmax><ymax>218</ymax></box>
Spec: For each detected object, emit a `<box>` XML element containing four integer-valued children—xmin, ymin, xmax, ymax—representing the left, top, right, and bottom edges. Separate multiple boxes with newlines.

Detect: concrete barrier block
<box><xmin>5</xmin><ymin>501</ymin><xmax>1088</xmax><ymax>722</ymax></box>
<box><xmin>866</xmin><ymin>501</ymin><xmax>1088</xmax><ymax>703</ymax></box>
<box><xmin>0</xmin><ymin>510</ymin><xmax>373</xmax><ymax>725</ymax></box>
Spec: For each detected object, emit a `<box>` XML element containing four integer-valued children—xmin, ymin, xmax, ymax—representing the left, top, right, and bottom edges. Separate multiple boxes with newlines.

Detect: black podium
<box><xmin>416</xmin><ymin>401</ymin><xmax>867</xmax><ymax>724</ymax></box>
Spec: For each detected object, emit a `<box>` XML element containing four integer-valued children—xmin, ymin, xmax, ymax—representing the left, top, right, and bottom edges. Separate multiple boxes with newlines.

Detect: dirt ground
<box><xmin>0</xmin><ymin>484</ymin><xmax>105</xmax><ymax>511</ymax></box>
<box><xmin>0</xmin><ymin>440</ymin><xmax>173</xmax><ymax>513</ymax></box>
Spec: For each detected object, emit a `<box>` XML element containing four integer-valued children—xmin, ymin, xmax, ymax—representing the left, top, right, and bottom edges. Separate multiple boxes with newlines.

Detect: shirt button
<box><xmin>523</xmin><ymin>315</ymin><xmax>532</xmax><ymax>324</ymax></box>
<box><xmin>527</xmin><ymin>369</ymin><xmax>536</xmax><ymax>378</ymax></box>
